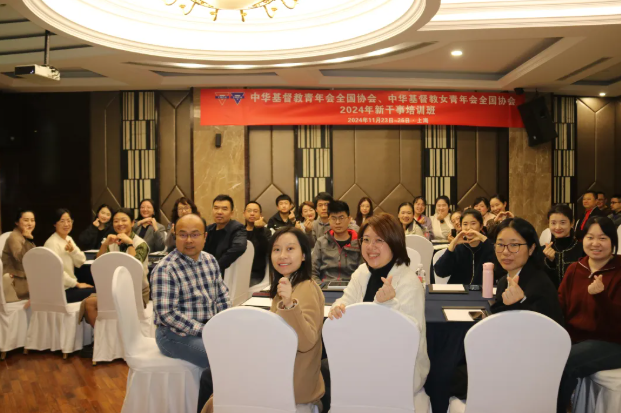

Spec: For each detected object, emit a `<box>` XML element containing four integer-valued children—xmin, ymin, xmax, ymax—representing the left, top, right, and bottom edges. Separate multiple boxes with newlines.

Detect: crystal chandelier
<box><xmin>163</xmin><ymin>0</ymin><xmax>299</xmax><ymax>22</ymax></box>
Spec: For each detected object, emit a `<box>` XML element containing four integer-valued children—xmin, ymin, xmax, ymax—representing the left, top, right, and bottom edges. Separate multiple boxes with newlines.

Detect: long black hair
<box><xmin>268</xmin><ymin>227</ymin><xmax>314</xmax><ymax>299</ymax></box>
<box><xmin>492</xmin><ymin>217</ymin><xmax>545</xmax><ymax>269</ymax></box>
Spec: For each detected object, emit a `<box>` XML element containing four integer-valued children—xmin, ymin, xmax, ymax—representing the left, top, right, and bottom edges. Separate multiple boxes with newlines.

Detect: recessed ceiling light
<box><xmin>451</xmin><ymin>50</ymin><xmax>463</xmax><ymax>56</ymax></box>
<box><xmin>599</xmin><ymin>92</ymin><xmax>606</xmax><ymax>97</ymax></box>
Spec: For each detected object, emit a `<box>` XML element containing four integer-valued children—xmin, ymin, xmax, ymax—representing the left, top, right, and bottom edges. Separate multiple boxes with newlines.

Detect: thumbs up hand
<box><xmin>502</xmin><ymin>275</ymin><xmax>525</xmax><ymax>305</ymax></box>
<box><xmin>588</xmin><ymin>275</ymin><xmax>605</xmax><ymax>295</ymax></box>
<box><xmin>375</xmin><ymin>275</ymin><xmax>396</xmax><ymax>303</ymax></box>
<box><xmin>277</xmin><ymin>277</ymin><xmax>294</xmax><ymax>308</ymax></box>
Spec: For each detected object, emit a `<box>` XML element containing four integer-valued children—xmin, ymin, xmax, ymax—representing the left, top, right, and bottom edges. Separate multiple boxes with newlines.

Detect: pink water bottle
<box><xmin>482</xmin><ymin>262</ymin><xmax>494</xmax><ymax>298</ymax></box>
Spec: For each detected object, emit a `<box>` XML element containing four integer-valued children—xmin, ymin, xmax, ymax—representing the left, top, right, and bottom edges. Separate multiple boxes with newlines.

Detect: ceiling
<box><xmin>1</xmin><ymin>0</ymin><xmax>621</xmax><ymax>96</ymax></box>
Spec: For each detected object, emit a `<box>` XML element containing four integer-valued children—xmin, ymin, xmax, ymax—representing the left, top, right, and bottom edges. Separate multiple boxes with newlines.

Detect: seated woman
<box><xmin>44</xmin><ymin>209</ymin><xmax>97</xmax><ymax>326</ymax></box>
<box><xmin>243</xmin><ymin>201</ymin><xmax>270</xmax><ymax>286</ymax></box>
<box><xmin>430</xmin><ymin>196</ymin><xmax>454</xmax><ymax>241</ymax></box>
<box><xmin>451</xmin><ymin>216</ymin><xmax>562</xmax><ymax>400</ymax></box>
<box><xmin>328</xmin><ymin>213</ymin><xmax>430</xmax><ymax>413</ymax></box>
<box><xmin>97</xmin><ymin>208</ymin><xmax>150</xmax><ymax>306</ymax></box>
<box><xmin>486</xmin><ymin>194</ymin><xmax>514</xmax><ymax>236</ymax></box>
<box><xmin>413</xmin><ymin>196</ymin><xmax>433</xmax><ymax>240</ymax></box>
<box><xmin>166</xmin><ymin>197</ymin><xmax>199</xmax><ymax>252</ymax></box>
<box><xmin>295</xmin><ymin>200</ymin><xmax>317</xmax><ymax>237</ymax></box>
<box><xmin>473</xmin><ymin>196</ymin><xmax>497</xmax><ymax>228</ymax></box>
<box><xmin>355</xmin><ymin>197</ymin><xmax>373</xmax><ymax>228</ymax></box>
<box><xmin>557</xmin><ymin>217</ymin><xmax>621</xmax><ymax>413</ymax></box>
<box><xmin>542</xmin><ymin>204</ymin><xmax>583</xmax><ymax>288</ymax></box>
<box><xmin>434</xmin><ymin>209</ymin><xmax>496</xmax><ymax>285</ymax></box>
<box><xmin>78</xmin><ymin>204</ymin><xmax>115</xmax><ymax>251</ymax></box>
<box><xmin>201</xmin><ymin>227</ymin><xmax>325</xmax><ymax>413</ymax></box>
<box><xmin>1</xmin><ymin>209</ymin><xmax>36</xmax><ymax>300</ymax></box>
<box><xmin>134</xmin><ymin>199</ymin><xmax>166</xmax><ymax>252</ymax></box>
<box><xmin>447</xmin><ymin>210</ymin><xmax>462</xmax><ymax>243</ymax></box>
<box><xmin>399</xmin><ymin>202</ymin><xmax>426</xmax><ymax>237</ymax></box>
<box><xmin>491</xmin><ymin>217</ymin><xmax>563</xmax><ymax>323</ymax></box>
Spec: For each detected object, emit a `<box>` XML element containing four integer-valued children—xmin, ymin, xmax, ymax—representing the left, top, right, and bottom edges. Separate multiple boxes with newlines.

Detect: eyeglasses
<box><xmin>177</xmin><ymin>232</ymin><xmax>204</xmax><ymax>240</ymax></box>
<box><xmin>494</xmin><ymin>243</ymin><xmax>527</xmax><ymax>253</ymax></box>
<box><xmin>361</xmin><ymin>238</ymin><xmax>386</xmax><ymax>247</ymax></box>
<box><xmin>329</xmin><ymin>216</ymin><xmax>348</xmax><ymax>223</ymax></box>
<box><xmin>178</xmin><ymin>206</ymin><xmax>192</xmax><ymax>212</ymax></box>
<box><xmin>59</xmin><ymin>220</ymin><xmax>74</xmax><ymax>225</ymax></box>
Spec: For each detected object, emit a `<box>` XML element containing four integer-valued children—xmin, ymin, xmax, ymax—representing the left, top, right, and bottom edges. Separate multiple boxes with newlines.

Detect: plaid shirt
<box><xmin>152</xmin><ymin>249</ymin><xmax>231</xmax><ymax>336</ymax></box>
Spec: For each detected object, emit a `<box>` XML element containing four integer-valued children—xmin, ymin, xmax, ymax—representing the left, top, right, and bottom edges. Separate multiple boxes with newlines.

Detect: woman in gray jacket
<box><xmin>133</xmin><ymin>198</ymin><xmax>166</xmax><ymax>252</ymax></box>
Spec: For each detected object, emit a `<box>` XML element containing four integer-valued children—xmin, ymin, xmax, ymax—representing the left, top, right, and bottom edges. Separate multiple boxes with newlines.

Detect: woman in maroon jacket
<box><xmin>557</xmin><ymin>216</ymin><xmax>621</xmax><ymax>413</ymax></box>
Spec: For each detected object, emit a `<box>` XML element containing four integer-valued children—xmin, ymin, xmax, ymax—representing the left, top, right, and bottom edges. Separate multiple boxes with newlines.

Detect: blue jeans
<box><xmin>557</xmin><ymin>340</ymin><xmax>621</xmax><ymax>413</ymax></box>
<box><xmin>155</xmin><ymin>326</ymin><xmax>210</xmax><ymax>369</ymax></box>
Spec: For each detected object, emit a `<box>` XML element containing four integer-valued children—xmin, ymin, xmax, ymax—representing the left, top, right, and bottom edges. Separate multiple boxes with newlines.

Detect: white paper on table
<box><xmin>84</xmin><ymin>260</ymin><xmax>95</xmax><ymax>265</ymax></box>
<box><xmin>84</xmin><ymin>249</ymin><xmax>99</xmax><ymax>253</ymax></box>
<box><xmin>433</xmin><ymin>244</ymin><xmax>450</xmax><ymax>251</ymax></box>
<box><xmin>444</xmin><ymin>309</ymin><xmax>483</xmax><ymax>322</ymax></box>
<box><xmin>493</xmin><ymin>287</ymin><xmax>497</xmax><ymax>295</ymax></box>
<box><xmin>324</xmin><ymin>306</ymin><xmax>331</xmax><ymax>318</ymax></box>
<box><xmin>242</xmin><ymin>297</ymin><xmax>272</xmax><ymax>308</ymax></box>
<box><xmin>431</xmin><ymin>284</ymin><xmax>466</xmax><ymax>292</ymax></box>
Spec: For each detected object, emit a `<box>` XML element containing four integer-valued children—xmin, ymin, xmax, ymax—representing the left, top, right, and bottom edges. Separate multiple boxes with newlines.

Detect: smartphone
<box><xmin>469</xmin><ymin>311</ymin><xmax>484</xmax><ymax>321</ymax></box>
<box><xmin>469</xmin><ymin>284</ymin><xmax>481</xmax><ymax>291</ymax></box>
<box><xmin>451</xmin><ymin>229</ymin><xmax>457</xmax><ymax>237</ymax></box>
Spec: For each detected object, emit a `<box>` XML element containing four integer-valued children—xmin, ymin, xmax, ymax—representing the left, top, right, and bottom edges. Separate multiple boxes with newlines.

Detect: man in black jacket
<box><xmin>204</xmin><ymin>194</ymin><xmax>247</xmax><ymax>272</ymax></box>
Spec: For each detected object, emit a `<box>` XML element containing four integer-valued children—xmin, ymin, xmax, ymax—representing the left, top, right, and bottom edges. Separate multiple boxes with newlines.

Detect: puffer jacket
<box><xmin>311</xmin><ymin>229</ymin><xmax>362</xmax><ymax>282</ymax></box>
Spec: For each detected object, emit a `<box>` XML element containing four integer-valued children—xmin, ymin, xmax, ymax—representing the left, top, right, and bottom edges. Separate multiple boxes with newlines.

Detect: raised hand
<box><xmin>65</xmin><ymin>240</ymin><xmax>75</xmax><ymax>253</ymax></box>
<box><xmin>543</xmin><ymin>242</ymin><xmax>556</xmax><ymax>262</ymax></box>
<box><xmin>288</xmin><ymin>210</ymin><xmax>296</xmax><ymax>222</ymax></box>
<box><xmin>93</xmin><ymin>218</ymin><xmax>101</xmax><ymax>228</ymax></box>
<box><xmin>151</xmin><ymin>217</ymin><xmax>158</xmax><ymax>228</ymax></box>
<box><xmin>588</xmin><ymin>275</ymin><xmax>605</xmax><ymax>295</ymax></box>
<box><xmin>117</xmin><ymin>233</ymin><xmax>134</xmax><ymax>245</ymax></box>
<box><xmin>254</xmin><ymin>216</ymin><xmax>266</xmax><ymax>228</ymax></box>
<box><xmin>277</xmin><ymin>277</ymin><xmax>294</xmax><ymax>308</ymax></box>
<box><xmin>502</xmin><ymin>275</ymin><xmax>525</xmax><ymax>305</ymax></box>
<box><xmin>104</xmin><ymin>234</ymin><xmax>119</xmax><ymax>246</ymax></box>
<box><xmin>375</xmin><ymin>275</ymin><xmax>396</xmax><ymax>303</ymax></box>
<box><xmin>328</xmin><ymin>304</ymin><xmax>346</xmax><ymax>320</ymax></box>
<box><xmin>303</xmin><ymin>219</ymin><xmax>313</xmax><ymax>233</ymax></box>
<box><xmin>76</xmin><ymin>282</ymin><xmax>94</xmax><ymax>289</ymax></box>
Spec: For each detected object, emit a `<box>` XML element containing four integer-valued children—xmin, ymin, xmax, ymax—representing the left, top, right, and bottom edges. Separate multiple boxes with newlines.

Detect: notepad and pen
<box><xmin>428</xmin><ymin>284</ymin><xmax>468</xmax><ymax>294</ymax></box>
<box><xmin>442</xmin><ymin>306</ymin><xmax>489</xmax><ymax>322</ymax></box>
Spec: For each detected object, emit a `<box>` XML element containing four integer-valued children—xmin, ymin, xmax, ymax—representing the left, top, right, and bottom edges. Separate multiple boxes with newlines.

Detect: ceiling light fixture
<box><xmin>599</xmin><ymin>92</ymin><xmax>606</xmax><ymax>97</ymax></box>
<box><xmin>163</xmin><ymin>0</ymin><xmax>299</xmax><ymax>22</ymax></box>
<box><xmin>451</xmin><ymin>50</ymin><xmax>463</xmax><ymax>56</ymax></box>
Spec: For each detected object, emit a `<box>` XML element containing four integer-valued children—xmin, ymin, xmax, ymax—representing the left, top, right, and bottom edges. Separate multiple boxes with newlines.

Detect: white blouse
<box><xmin>44</xmin><ymin>232</ymin><xmax>86</xmax><ymax>290</ymax></box>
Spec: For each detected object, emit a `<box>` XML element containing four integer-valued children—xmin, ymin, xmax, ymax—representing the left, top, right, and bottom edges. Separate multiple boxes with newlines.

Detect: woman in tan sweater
<box><xmin>201</xmin><ymin>227</ymin><xmax>325</xmax><ymax>413</ymax></box>
<box><xmin>2</xmin><ymin>209</ymin><xmax>36</xmax><ymax>300</ymax></box>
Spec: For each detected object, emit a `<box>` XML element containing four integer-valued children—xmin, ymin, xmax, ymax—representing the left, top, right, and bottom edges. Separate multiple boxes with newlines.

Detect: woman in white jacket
<box><xmin>430</xmin><ymin>196</ymin><xmax>454</xmax><ymax>241</ymax></box>
<box><xmin>328</xmin><ymin>213</ymin><xmax>431</xmax><ymax>413</ymax></box>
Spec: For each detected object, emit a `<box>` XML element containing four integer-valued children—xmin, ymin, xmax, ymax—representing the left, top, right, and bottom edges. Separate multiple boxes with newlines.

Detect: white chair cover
<box><xmin>223</xmin><ymin>241</ymin><xmax>255</xmax><ymax>306</ymax></box>
<box><xmin>539</xmin><ymin>228</ymin><xmax>552</xmax><ymax>246</ymax></box>
<box><xmin>0</xmin><ymin>231</ymin><xmax>11</xmax><ymax>254</ymax></box>
<box><xmin>23</xmin><ymin>247</ymin><xmax>84</xmax><ymax>354</ymax></box>
<box><xmin>573</xmin><ymin>368</ymin><xmax>621</xmax><ymax>413</ymax></box>
<box><xmin>111</xmin><ymin>266</ymin><xmax>201</xmax><ymax>413</ymax></box>
<box><xmin>203</xmin><ymin>306</ymin><xmax>317</xmax><ymax>413</ymax></box>
<box><xmin>405</xmin><ymin>235</ymin><xmax>434</xmax><ymax>281</ymax></box>
<box><xmin>617</xmin><ymin>226</ymin><xmax>621</xmax><ymax>255</ymax></box>
<box><xmin>248</xmin><ymin>265</ymin><xmax>270</xmax><ymax>294</ymax></box>
<box><xmin>432</xmin><ymin>248</ymin><xmax>450</xmax><ymax>284</ymax></box>
<box><xmin>0</xmin><ymin>260</ymin><xmax>30</xmax><ymax>355</ymax></box>
<box><xmin>448</xmin><ymin>311</ymin><xmax>571</xmax><ymax>413</ymax></box>
<box><xmin>407</xmin><ymin>247</ymin><xmax>422</xmax><ymax>269</ymax></box>
<box><xmin>91</xmin><ymin>252</ymin><xmax>155</xmax><ymax>363</ymax></box>
<box><xmin>323</xmin><ymin>303</ymin><xmax>423</xmax><ymax>413</ymax></box>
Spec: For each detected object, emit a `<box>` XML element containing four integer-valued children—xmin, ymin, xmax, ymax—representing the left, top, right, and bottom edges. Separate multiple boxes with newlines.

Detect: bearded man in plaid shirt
<box><xmin>152</xmin><ymin>214</ymin><xmax>231</xmax><ymax>368</ymax></box>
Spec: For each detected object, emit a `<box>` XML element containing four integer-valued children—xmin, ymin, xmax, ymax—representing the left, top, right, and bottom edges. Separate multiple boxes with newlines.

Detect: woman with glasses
<box><xmin>166</xmin><ymin>197</ymin><xmax>199</xmax><ymax>251</ymax></box>
<box><xmin>134</xmin><ymin>198</ymin><xmax>166</xmax><ymax>252</ymax></box>
<box><xmin>434</xmin><ymin>209</ymin><xmax>496</xmax><ymax>285</ymax></box>
<box><xmin>327</xmin><ymin>213</ymin><xmax>430</xmax><ymax>413</ymax></box>
<box><xmin>490</xmin><ymin>217</ymin><xmax>563</xmax><ymax>323</ymax></box>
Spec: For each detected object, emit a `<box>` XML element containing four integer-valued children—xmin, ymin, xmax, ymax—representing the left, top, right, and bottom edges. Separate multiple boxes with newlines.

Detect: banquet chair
<box><xmin>406</xmin><ymin>235</ymin><xmax>434</xmax><ymax>281</ymax></box>
<box><xmin>539</xmin><ymin>228</ymin><xmax>552</xmax><ymax>246</ymax></box>
<box><xmin>448</xmin><ymin>311</ymin><xmax>570</xmax><ymax>413</ymax></box>
<box><xmin>203</xmin><ymin>306</ymin><xmax>318</xmax><ymax>413</ymax></box>
<box><xmin>0</xmin><ymin>261</ymin><xmax>30</xmax><ymax>360</ymax></box>
<box><xmin>432</xmin><ymin>248</ymin><xmax>450</xmax><ymax>284</ymax></box>
<box><xmin>0</xmin><ymin>231</ymin><xmax>11</xmax><ymax>252</ymax></box>
<box><xmin>112</xmin><ymin>266</ymin><xmax>201</xmax><ymax>413</ymax></box>
<box><xmin>323</xmin><ymin>303</ymin><xmax>427</xmax><ymax>413</ymax></box>
<box><xmin>573</xmin><ymin>369</ymin><xmax>621</xmax><ymax>413</ymax></box>
<box><xmin>91</xmin><ymin>252</ymin><xmax>155</xmax><ymax>365</ymax></box>
<box><xmin>617</xmin><ymin>226</ymin><xmax>621</xmax><ymax>255</ymax></box>
<box><xmin>23</xmin><ymin>247</ymin><xmax>85</xmax><ymax>358</ymax></box>
<box><xmin>248</xmin><ymin>265</ymin><xmax>270</xmax><ymax>295</ymax></box>
<box><xmin>223</xmin><ymin>241</ymin><xmax>254</xmax><ymax>306</ymax></box>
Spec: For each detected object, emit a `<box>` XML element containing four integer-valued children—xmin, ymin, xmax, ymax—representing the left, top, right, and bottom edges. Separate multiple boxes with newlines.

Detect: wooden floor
<box><xmin>1</xmin><ymin>349</ymin><xmax>128</xmax><ymax>413</ymax></box>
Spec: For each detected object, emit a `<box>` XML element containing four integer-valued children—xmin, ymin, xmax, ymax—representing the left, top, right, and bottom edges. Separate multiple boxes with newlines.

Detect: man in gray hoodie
<box><xmin>311</xmin><ymin>200</ymin><xmax>362</xmax><ymax>282</ymax></box>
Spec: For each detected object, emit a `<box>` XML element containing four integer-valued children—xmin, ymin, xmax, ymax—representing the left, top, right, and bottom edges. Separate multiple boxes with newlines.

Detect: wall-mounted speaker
<box><xmin>215</xmin><ymin>133</ymin><xmax>222</xmax><ymax>148</ymax></box>
<box><xmin>518</xmin><ymin>96</ymin><xmax>557</xmax><ymax>147</ymax></box>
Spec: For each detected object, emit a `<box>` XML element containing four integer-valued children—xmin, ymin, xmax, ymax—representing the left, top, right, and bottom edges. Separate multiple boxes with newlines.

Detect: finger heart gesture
<box><xmin>502</xmin><ymin>275</ymin><xmax>525</xmax><ymax>305</ymax></box>
<box><xmin>65</xmin><ymin>241</ymin><xmax>74</xmax><ymax>253</ymax></box>
<box><xmin>375</xmin><ymin>275</ymin><xmax>396</xmax><ymax>303</ymax></box>
<box><xmin>543</xmin><ymin>242</ymin><xmax>556</xmax><ymax>262</ymax></box>
<box><xmin>588</xmin><ymin>275</ymin><xmax>605</xmax><ymax>295</ymax></box>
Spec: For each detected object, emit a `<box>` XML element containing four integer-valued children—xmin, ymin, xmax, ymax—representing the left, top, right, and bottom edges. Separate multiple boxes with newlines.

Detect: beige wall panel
<box><xmin>249</xmin><ymin>127</ymin><xmax>273</xmax><ymax>200</ymax></box>
<box><xmin>332</xmin><ymin>127</ymin><xmax>356</xmax><ymax>199</ymax></box>
<box><xmin>355</xmin><ymin>127</ymin><xmax>401</xmax><ymax>204</ymax></box>
<box><xmin>175</xmin><ymin>93</ymin><xmax>193</xmax><ymax>198</ymax></box>
<box><xmin>255</xmin><ymin>184</ymin><xmax>283</xmax><ymax>220</ymax></box>
<box><xmin>378</xmin><ymin>184</ymin><xmax>415</xmax><ymax>216</ymax></box>
<box><xmin>476</xmin><ymin>128</ymin><xmax>498</xmax><ymax>196</ymax></box>
<box><xmin>339</xmin><ymin>184</ymin><xmax>369</xmax><ymax>221</ymax></box>
<box><xmin>576</xmin><ymin>100</ymin><xmax>596</xmax><ymax>197</ymax></box>
<box><xmin>595</xmin><ymin>103</ymin><xmax>616</xmax><ymax>196</ymax></box>
<box><xmin>272</xmin><ymin>126</ymin><xmax>295</xmax><ymax>198</ymax></box>
<box><xmin>158</xmin><ymin>95</ymin><xmax>177</xmax><ymax>204</ymax></box>
<box><xmin>455</xmin><ymin>127</ymin><xmax>477</xmax><ymax>207</ymax></box>
<box><xmin>400</xmin><ymin>127</ymin><xmax>423</xmax><ymax>197</ymax></box>
<box><xmin>193</xmin><ymin>89</ymin><xmax>245</xmax><ymax>224</ymax></box>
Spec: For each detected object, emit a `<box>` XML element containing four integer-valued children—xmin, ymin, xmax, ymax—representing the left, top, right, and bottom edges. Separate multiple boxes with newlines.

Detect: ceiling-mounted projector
<box><xmin>14</xmin><ymin>64</ymin><xmax>60</xmax><ymax>82</ymax></box>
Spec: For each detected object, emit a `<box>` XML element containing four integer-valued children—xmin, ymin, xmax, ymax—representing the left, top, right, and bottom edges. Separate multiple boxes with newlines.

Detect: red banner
<box><xmin>200</xmin><ymin>89</ymin><xmax>525</xmax><ymax>128</ymax></box>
